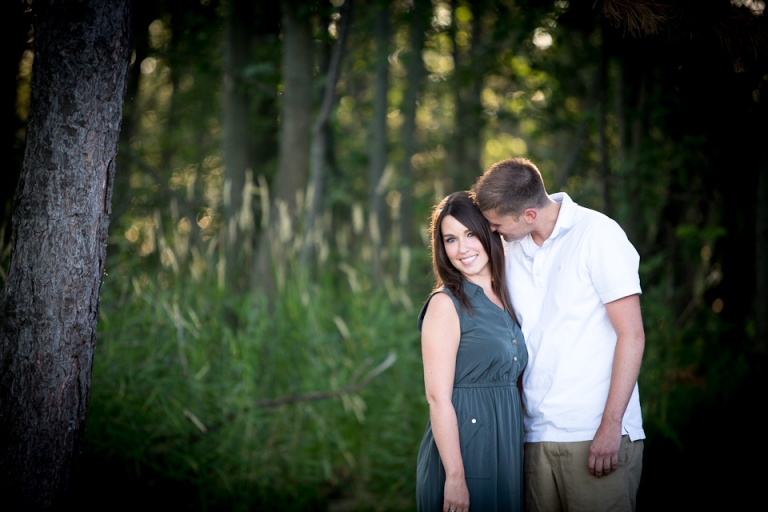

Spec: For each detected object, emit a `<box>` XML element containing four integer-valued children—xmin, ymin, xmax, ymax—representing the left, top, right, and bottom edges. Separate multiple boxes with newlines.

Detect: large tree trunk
<box><xmin>0</xmin><ymin>0</ymin><xmax>131</xmax><ymax>509</ymax></box>
<box><xmin>368</xmin><ymin>0</ymin><xmax>391</xmax><ymax>281</ymax></box>
<box><xmin>256</xmin><ymin>0</ymin><xmax>313</xmax><ymax>293</ymax></box>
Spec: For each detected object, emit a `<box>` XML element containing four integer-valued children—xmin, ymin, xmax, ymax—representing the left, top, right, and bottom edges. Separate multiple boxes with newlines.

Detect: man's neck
<box><xmin>531</xmin><ymin>199</ymin><xmax>562</xmax><ymax>247</ymax></box>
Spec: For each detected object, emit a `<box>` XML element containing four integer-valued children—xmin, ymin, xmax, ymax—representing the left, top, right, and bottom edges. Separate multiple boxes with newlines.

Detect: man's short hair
<box><xmin>471</xmin><ymin>157</ymin><xmax>550</xmax><ymax>217</ymax></box>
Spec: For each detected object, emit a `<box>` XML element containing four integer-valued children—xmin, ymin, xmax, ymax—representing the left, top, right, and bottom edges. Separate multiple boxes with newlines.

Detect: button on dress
<box><xmin>416</xmin><ymin>279</ymin><xmax>527</xmax><ymax>511</ymax></box>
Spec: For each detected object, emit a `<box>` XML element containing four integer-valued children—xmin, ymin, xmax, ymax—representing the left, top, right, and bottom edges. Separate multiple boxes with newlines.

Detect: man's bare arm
<box><xmin>588</xmin><ymin>293</ymin><xmax>645</xmax><ymax>477</ymax></box>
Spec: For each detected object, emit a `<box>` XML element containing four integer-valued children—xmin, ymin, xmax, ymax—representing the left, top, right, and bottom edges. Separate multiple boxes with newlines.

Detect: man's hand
<box><xmin>588</xmin><ymin>421</ymin><xmax>622</xmax><ymax>477</ymax></box>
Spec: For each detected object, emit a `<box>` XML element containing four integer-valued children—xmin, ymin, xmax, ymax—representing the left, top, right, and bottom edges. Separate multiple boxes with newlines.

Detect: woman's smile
<box><xmin>441</xmin><ymin>215</ymin><xmax>491</xmax><ymax>279</ymax></box>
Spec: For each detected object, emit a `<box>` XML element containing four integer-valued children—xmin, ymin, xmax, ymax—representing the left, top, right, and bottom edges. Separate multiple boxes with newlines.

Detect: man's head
<box><xmin>471</xmin><ymin>157</ymin><xmax>549</xmax><ymax>217</ymax></box>
<box><xmin>471</xmin><ymin>157</ymin><xmax>550</xmax><ymax>241</ymax></box>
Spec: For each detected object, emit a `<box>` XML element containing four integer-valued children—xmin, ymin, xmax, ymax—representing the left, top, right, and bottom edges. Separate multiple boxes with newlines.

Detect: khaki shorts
<box><xmin>524</xmin><ymin>436</ymin><xmax>643</xmax><ymax>512</ymax></box>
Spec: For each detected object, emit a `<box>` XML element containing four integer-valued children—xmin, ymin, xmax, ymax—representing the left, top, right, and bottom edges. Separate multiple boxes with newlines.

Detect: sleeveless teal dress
<box><xmin>416</xmin><ymin>279</ymin><xmax>527</xmax><ymax>511</ymax></box>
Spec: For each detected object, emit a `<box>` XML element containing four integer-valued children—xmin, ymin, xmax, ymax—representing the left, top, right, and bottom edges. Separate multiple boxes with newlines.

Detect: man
<box><xmin>471</xmin><ymin>157</ymin><xmax>645</xmax><ymax>512</ymax></box>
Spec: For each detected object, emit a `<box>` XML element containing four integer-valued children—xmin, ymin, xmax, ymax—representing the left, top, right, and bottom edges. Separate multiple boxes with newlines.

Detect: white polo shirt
<box><xmin>504</xmin><ymin>192</ymin><xmax>645</xmax><ymax>443</ymax></box>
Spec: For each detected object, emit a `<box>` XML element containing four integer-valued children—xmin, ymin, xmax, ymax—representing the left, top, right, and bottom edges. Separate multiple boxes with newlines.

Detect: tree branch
<box><xmin>254</xmin><ymin>351</ymin><xmax>396</xmax><ymax>408</ymax></box>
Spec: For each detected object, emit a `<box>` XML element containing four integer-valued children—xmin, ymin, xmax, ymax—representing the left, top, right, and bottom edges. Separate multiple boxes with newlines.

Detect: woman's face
<box><xmin>441</xmin><ymin>214</ymin><xmax>491</xmax><ymax>281</ymax></box>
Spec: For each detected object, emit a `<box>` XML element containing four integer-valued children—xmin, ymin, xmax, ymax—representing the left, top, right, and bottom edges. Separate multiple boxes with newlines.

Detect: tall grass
<box><xmin>4</xmin><ymin>176</ymin><xmax>735</xmax><ymax>510</ymax></box>
<box><xmin>80</xmin><ymin>234</ymin><xmax>433</xmax><ymax>510</ymax></box>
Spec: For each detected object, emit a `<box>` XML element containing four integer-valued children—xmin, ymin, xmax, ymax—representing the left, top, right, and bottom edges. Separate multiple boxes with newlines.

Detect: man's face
<box><xmin>482</xmin><ymin>209</ymin><xmax>529</xmax><ymax>242</ymax></box>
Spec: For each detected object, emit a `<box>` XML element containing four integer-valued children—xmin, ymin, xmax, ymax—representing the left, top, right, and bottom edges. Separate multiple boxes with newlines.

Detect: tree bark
<box><xmin>0</xmin><ymin>0</ymin><xmax>131</xmax><ymax>509</ymax></box>
<box><xmin>448</xmin><ymin>0</ymin><xmax>463</xmax><ymax>189</ymax></box>
<box><xmin>368</xmin><ymin>0</ymin><xmax>391</xmax><ymax>280</ymax></box>
<box><xmin>256</xmin><ymin>0</ymin><xmax>313</xmax><ymax>293</ymax></box>
<box><xmin>301</xmin><ymin>0</ymin><xmax>353</xmax><ymax>267</ymax></box>
<box><xmin>398</xmin><ymin>0</ymin><xmax>427</xmax><ymax>248</ymax></box>
<box><xmin>223</xmin><ymin>0</ymin><xmax>257</xmax><ymax>288</ymax></box>
<box><xmin>450</xmin><ymin>0</ymin><xmax>490</xmax><ymax>189</ymax></box>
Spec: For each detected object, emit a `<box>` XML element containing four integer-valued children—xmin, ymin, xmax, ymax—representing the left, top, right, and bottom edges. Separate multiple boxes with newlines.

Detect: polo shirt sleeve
<box><xmin>586</xmin><ymin>218</ymin><xmax>642</xmax><ymax>304</ymax></box>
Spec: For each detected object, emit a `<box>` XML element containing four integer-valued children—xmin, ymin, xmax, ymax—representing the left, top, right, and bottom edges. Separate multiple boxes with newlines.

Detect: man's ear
<box><xmin>522</xmin><ymin>208</ymin><xmax>537</xmax><ymax>224</ymax></box>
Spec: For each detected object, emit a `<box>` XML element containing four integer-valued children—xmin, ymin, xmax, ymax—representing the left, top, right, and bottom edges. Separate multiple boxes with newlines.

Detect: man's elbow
<box><xmin>629</xmin><ymin>330</ymin><xmax>645</xmax><ymax>359</ymax></box>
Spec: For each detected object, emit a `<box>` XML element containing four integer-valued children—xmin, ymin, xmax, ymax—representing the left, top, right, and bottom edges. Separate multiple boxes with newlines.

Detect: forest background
<box><xmin>2</xmin><ymin>0</ymin><xmax>767</xmax><ymax>510</ymax></box>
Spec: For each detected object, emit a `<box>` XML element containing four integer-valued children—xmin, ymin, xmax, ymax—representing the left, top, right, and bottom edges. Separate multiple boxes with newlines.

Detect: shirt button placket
<box><xmin>533</xmin><ymin>256</ymin><xmax>543</xmax><ymax>287</ymax></box>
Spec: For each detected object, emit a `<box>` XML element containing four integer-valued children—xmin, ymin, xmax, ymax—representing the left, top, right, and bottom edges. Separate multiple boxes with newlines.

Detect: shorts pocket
<box><xmin>459</xmin><ymin>415</ymin><xmax>491</xmax><ymax>479</ymax></box>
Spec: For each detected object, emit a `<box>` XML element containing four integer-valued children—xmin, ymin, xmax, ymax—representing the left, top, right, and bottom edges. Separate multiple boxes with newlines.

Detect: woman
<box><xmin>416</xmin><ymin>191</ymin><xmax>527</xmax><ymax>512</ymax></box>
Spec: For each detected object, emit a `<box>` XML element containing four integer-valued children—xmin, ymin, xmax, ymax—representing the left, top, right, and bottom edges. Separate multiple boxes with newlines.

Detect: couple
<box><xmin>416</xmin><ymin>158</ymin><xmax>645</xmax><ymax>512</ymax></box>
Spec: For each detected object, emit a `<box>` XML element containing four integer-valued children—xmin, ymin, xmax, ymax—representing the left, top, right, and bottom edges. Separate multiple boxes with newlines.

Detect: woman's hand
<box><xmin>443</xmin><ymin>475</ymin><xmax>469</xmax><ymax>512</ymax></box>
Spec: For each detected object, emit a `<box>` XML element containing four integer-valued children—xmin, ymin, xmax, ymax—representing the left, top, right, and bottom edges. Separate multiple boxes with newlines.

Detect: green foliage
<box><xmin>84</xmin><ymin>257</ymin><xmax>428</xmax><ymax>511</ymax></box>
<box><xmin>7</xmin><ymin>0</ymin><xmax>753</xmax><ymax>508</ymax></box>
<box><xmin>637</xmin><ymin>281</ymin><xmax>748</xmax><ymax>450</ymax></box>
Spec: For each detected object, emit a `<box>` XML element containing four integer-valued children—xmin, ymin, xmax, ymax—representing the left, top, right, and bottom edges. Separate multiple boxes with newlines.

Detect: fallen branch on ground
<box><xmin>254</xmin><ymin>351</ymin><xmax>397</xmax><ymax>408</ymax></box>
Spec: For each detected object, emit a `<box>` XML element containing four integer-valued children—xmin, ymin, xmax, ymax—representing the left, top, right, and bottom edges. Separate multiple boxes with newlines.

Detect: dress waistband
<box><xmin>453</xmin><ymin>381</ymin><xmax>517</xmax><ymax>389</ymax></box>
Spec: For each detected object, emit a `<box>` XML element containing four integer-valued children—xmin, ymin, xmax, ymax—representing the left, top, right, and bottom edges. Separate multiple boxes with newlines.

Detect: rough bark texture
<box><xmin>0</xmin><ymin>0</ymin><xmax>131</xmax><ymax>509</ymax></box>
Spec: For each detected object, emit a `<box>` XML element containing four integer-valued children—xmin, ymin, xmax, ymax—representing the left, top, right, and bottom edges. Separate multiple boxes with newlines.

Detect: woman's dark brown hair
<box><xmin>429</xmin><ymin>191</ymin><xmax>517</xmax><ymax>323</ymax></box>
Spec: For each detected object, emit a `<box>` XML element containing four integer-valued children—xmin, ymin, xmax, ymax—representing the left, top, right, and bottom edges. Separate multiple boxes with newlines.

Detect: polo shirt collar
<box><xmin>548</xmin><ymin>192</ymin><xmax>576</xmax><ymax>240</ymax></box>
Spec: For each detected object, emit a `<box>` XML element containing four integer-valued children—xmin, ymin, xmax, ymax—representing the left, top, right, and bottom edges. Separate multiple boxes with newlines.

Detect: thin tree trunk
<box><xmin>301</xmin><ymin>0</ymin><xmax>353</xmax><ymax>267</ymax></box>
<box><xmin>465</xmin><ymin>0</ymin><xmax>489</xmax><ymax>180</ymax></box>
<box><xmin>256</xmin><ymin>0</ymin><xmax>313</xmax><ymax>293</ymax></box>
<box><xmin>616</xmin><ymin>58</ymin><xmax>646</xmax><ymax>248</ymax></box>
<box><xmin>448</xmin><ymin>0</ymin><xmax>464</xmax><ymax>189</ymax></box>
<box><xmin>111</xmin><ymin>0</ymin><xmax>157</xmax><ymax>224</ymax></box>
<box><xmin>0</xmin><ymin>1</ymin><xmax>131</xmax><ymax>509</ymax></box>
<box><xmin>368</xmin><ymin>0</ymin><xmax>390</xmax><ymax>280</ymax></box>
<box><xmin>224</xmin><ymin>0</ymin><xmax>256</xmax><ymax>288</ymax></box>
<box><xmin>249</xmin><ymin>0</ymin><xmax>281</xmax><ymax>212</ymax></box>
<box><xmin>450</xmin><ymin>0</ymin><xmax>490</xmax><ymax>189</ymax></box>
<box><xmin>629</xmin><ymin>67</ymin><xmax>647</xmax><ymax>249</ymax></box>
<box><xmin>399</xmin><ymin>0</ymin><xmax>427</xmax><ymax>248</ymax></box>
